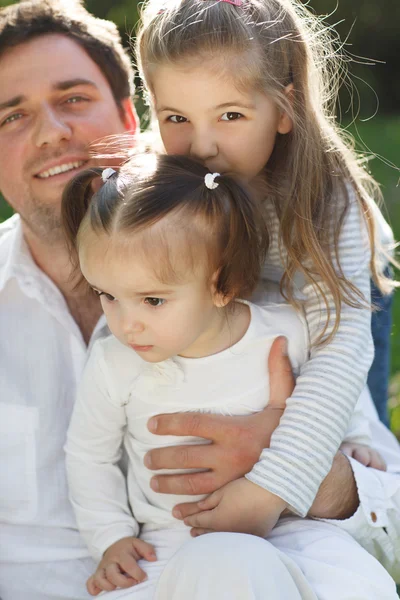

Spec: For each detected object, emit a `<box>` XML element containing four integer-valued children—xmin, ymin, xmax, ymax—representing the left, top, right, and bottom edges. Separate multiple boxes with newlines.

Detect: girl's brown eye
<box><xmin>221</xmin><ymin>112</ymin><xmax>243</xmax><ymax>121</ymax></box>
<box><xmin>168</xmin><ymin>115</ymin><xmax>187</xmax><ymax>124</ymax></box>
<box><xmin>144</xmin><ymin>297</ymin><xmax>165</xmax><ymax>307</ymax></box>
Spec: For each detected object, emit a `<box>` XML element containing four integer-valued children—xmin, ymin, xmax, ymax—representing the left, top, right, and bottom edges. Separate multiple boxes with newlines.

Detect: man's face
<box><xmin>0</xmin><ymin>34</ymin><xmax>134</xmax><ymax>243</ymax></box>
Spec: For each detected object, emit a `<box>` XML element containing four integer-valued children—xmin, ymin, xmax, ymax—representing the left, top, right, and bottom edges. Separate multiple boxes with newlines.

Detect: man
<box><xmin>0</xmin><ymin>1</ymin><xmax>399</xmax><ymax>599</ymax></box>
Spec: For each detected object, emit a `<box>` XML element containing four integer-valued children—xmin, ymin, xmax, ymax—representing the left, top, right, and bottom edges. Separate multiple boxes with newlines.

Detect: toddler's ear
<box><xmin>210</xmin><ymin>270</ymin><xmax>231</xmax><ymax>308</ymax></box>
<box><xmin>213</xmin><ymin>292</ymin><xmax>231</xmax><ymax>308</ymax></box>
<box><xmin>277</xmin><ymin>83</ymin><xmax>294</xmax><ymax>135</ymax></box>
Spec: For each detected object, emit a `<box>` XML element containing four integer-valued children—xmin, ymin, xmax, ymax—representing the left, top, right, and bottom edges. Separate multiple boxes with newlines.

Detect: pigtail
<box><xmin>61</xmin><ymin>166</ymin><xmax>126</xmax><ymax>288</ymax></box>
<box><xmin>61</xmin><ymin>168</ymin><xmax>103</xmax><ymax>281</ymax></box>
<box><xmin>62</xmin><ymin>168</ymin><xmax>103</xmax><ymax>252</ymax></box>
<box><xmin>210</xmin><ymin>175</ymin><xmax>269</xmax><ymax>300</ymax></box>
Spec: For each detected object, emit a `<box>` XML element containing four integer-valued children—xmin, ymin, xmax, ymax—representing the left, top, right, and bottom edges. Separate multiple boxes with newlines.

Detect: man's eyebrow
<box><xmin>0</xmin><ymin>79</ymin><xmax>98</xmax><ymax>112</ymax></box>
<box><xmin>53</xmin><ymin>78</ymin><xmax>99</xmax><ymax>92</ymax></box>
<box><xmin>0</xmin><ymin>95</ymin><xmax>25</xmax><ymax>112</ymax></box>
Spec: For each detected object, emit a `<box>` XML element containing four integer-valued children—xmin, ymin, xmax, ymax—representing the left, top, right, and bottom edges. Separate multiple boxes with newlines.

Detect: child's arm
<box><xmin>340</xmin><ymin>389</ymin><xmax>386</xmax><ymax>471</ymax></box>
<box><xmin>86</xmin><ymin>537</ymin><xmax>156</xmax><ymax>596</ymax></box>
<box><xmin>65</xmin><ymin>341</ymin><xmax>139</xmax><ymax>563</ymax></box>
<box><xmin>247</xmin><ymin>192</ymin><xmax>374</xmax><ymax>516</ymax></box>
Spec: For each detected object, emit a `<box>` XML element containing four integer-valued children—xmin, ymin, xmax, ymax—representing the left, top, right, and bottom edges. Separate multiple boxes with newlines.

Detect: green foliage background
<box><xmin>0</xmin><ymin>0</ymin><xmax>399</xmax><ymax>429</ymax></box>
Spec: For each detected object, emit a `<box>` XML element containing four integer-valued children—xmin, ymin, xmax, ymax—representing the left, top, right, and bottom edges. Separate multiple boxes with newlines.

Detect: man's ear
<box><xmin>277</xmin><ymin>83</ymin><xmax>294</xmax><ymax>135</ymax></box>
<box><xmin>120</xmin><ymin>98</ymin><xmax>139</xmax><ymax>134</ymax></box>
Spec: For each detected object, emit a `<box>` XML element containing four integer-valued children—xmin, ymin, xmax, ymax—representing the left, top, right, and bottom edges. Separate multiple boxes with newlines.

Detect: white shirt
<box><xmin>0</xmin><ymin>215</ymin><xmax>400</xmax><ymax>582</ymax></box>
<box><xmin>0</xmin><ymin>215</ymin><xmax>106</xmax><ymax>564</ymax></box>
<box><xmin>66</xmin><ymin>301</ymin><xmax>377</xmax><ymax>563</ymax></box>
<box><xmin>66</xmin><ymin>301</ymin><xmax>311</xmax><ymax>561</ymax></box>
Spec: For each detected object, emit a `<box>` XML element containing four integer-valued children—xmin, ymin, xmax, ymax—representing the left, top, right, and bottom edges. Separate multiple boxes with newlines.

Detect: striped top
<box><xmin>246</xmin><ymin>187</ymin><xmax>392</xmax><ymax>516</ymax></box>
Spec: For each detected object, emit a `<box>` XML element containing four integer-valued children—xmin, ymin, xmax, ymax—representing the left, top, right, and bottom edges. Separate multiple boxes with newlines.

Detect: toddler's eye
<box><xmin>168</xmin><ymin>115</ymin><xmax>188</xmax><ymax>124</ymax></box>
<box><xmin>220</xmin><ymin>112</ymin><xmax>243</xmax><ymax>121</ymax></box>
<box><xmin>144</xmin><ymin>297</ymin><xmax>165</xmax><ymax>307</ymax></box>
<box><xmin>93</xmin><ymin>289</ymin><xmax>116</xmax><ymax>302</ymax></box>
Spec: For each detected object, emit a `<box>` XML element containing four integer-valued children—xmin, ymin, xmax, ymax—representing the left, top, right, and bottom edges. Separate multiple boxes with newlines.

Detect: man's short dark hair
<box><xmin>0</xmin><ymin>0</ymin><xmax>134</xmax><ymax>109</ymax></box>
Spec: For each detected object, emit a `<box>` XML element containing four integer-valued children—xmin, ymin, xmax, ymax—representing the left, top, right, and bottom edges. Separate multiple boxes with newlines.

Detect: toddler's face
<box><xmin>79</xmin><ymin>232</ymin><xmax>226</xmax><ymax>363</ymax></box>
<box><xmin>150</xmin><ymin>61</ymin><xmax>292</xmax><ymax>179</ymax></box>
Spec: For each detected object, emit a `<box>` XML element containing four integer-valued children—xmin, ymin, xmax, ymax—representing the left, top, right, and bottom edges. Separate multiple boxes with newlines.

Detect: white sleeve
<box><xmin>247</xmin><ymin>196</ymin><xmax>374</xmax><ymax>516</ymax></box>
<box><xmin>65</xmin><ymin>342</ymin><xmax>139</xmax><ymax>563</ymax></box>
<box><xmin>321</xmin><ymin>389</ymin><xmax>400</xmax><ymax>582</ymax></box>
<box><xmin>322</xmin><ymin>457</ymin><xmax>400</xmax><ymax>583</ymax></box>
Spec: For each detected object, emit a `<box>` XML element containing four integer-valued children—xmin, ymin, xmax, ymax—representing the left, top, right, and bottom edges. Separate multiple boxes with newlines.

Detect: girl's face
<box><xmin>151</xmin><ymin>62</ymin><xmax>292</xmax><ymax>179</ymax></box>
<box><xmin>79</xmin><ymin>232</ymin><xmax>228</xmax><ymax>363</ymax></box>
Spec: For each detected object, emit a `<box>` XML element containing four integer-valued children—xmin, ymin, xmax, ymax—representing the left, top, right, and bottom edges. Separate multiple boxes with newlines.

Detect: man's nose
<box><xmin>32</xmin><ymin>105</ymin><xmax>72</xmax><ymax>148</ymax></box>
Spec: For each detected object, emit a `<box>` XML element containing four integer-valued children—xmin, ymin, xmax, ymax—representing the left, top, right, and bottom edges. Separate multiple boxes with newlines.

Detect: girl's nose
<box><xmin>189</xmin><ymin>129</ymin><xmax>218</xmax><ymax>162</ymax></box>
<box><xmin>123</xmin><ymin>318</ymin><xmax>145</xmax><ymax>336</ymax></box>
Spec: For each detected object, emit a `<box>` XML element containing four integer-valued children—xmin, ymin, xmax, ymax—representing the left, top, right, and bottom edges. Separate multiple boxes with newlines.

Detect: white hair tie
<box><xmin>102</xmin><ymin>167</ymin><xmax>117</xmax><ymax>182</ymax></box>
<box><xmin>204</xmin><ymin>172</ymin><xmax>220</xmax><ymax>190</ymax></box>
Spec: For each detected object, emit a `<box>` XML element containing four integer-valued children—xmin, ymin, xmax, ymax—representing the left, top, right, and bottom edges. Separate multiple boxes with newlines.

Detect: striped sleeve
<box><xmin>246</xmin><ymin>194</ymin><xmax>374</xmax><ymax>516</ymax></box>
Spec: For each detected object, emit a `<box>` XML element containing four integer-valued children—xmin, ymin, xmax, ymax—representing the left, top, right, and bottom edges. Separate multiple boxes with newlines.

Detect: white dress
<box><xmin>65</xmin><ymin>302</ymin><xmax>397</xmax><ymax>599</ymax></box>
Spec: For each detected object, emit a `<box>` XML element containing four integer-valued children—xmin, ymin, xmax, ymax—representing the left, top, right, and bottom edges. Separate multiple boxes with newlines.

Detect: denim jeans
<box><xmin>367</xmin><ymin>269</ymin><xmax>393</xmax><ymax>427</ymax></box>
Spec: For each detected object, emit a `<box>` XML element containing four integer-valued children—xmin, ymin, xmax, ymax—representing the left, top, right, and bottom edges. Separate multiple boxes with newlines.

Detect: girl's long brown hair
<box><xmin>136</xmin><ymin>0</ymin><xmax>396</xmax><ymax>344</ymax></box>
<box><xmin>61</xmin><ymin>154</ymin><xmax>269</xmax><ymax>301</ymax></box>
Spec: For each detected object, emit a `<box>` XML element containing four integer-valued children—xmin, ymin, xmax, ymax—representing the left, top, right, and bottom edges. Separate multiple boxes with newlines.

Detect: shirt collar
<box><xmin>0</xmin><ymin>214</ymin><xmax>49</xmax><ymax>293</ymax></box>
<box><xmin>0</xmin><ymin>213</ymin><xmax>109</xmax><ymax>339</ymax></box>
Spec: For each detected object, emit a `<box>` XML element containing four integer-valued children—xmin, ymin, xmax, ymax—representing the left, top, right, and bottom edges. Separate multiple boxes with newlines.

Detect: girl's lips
<box><xmin>130</xmin><ymin>344</ymin><xmax>154</xmax><ymax>352</ymax></box>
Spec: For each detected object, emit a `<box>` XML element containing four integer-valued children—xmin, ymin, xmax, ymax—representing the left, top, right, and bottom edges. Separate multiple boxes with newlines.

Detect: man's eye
<box><xmin>167</xmin><ymin>115</ymin><xmax>187</xmax><ymax>124</ymax></box>
<box><xmin>66</xmin><ymin>96</ymin><xmax>88</xmax><ymax>105</ymax></box>
<box><xmin>144</xmin><ymin>297</ymin><xmax>165</xmax><ymax>307</ymax></box>
<box><xmin>220</xmin><ymin>112</ymin><xmax>243</xmax><ymax>121</ymax></box>
<box><xmin>94</xmin><ymin>290</ymin><xmax>116</xmax><ymax>302</ymax></box>
<box><xmin>1</xmin><ymin>112</ymin><xmax>23</xmax><ymax>126</ymax></box>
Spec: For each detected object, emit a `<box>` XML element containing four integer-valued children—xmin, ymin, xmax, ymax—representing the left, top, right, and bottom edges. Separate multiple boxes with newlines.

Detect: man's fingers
<box><xmin>148</xmin><ymin>411</ymin><xmax>232</xmax><ymax>440</ymax></box>
<box><xmin>268</xmin><ymin>336</ymin><xmax>295</xmax><ymax>409</ymax></box>
<box><xmin>151</xmin><ymin>470</ymin><xmax>219</xmax><ymax>495</ymax></box>
<box><xmin>145</xmin><ymin>443</ymin><xmax>215</xmax><ymax>471</ymax></box>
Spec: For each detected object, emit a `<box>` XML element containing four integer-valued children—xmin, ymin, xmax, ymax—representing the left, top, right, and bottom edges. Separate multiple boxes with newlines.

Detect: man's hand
<box><xmin>182</xmin><ymin>478</ymin><xmax>287</xmax><ymax>538</ymax></box>
<box><xmin>145</xmin><ymin>337</ymin><xmax>293</xmax><ymax>497</ymax></box>
<box><xmin>340</xmin><ymin>442</ymin><xmax>386</xmax><ymax>471</ymax></box>
<box><xmin>86</xmin><ymin>537</ymin><xmax>156</xmax><ymax>596</ymax></box>
<box><xmin>308</xmin><ymin>452</ymin><xmax>360</xmax><ymax>520</ymax></box>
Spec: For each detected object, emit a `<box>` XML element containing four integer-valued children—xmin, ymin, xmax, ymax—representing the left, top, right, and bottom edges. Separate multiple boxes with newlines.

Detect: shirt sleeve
<box><xmin>342</xmin><ymin>390</ymin><xmax>372</xmax><ymax>446</ymax></box>
<box><xmin>321</xmin><ymin>456</ymin><xmax>400</xmax><ymax>583</ymax></box>
<box><xmin>246</xmin><ymin>193</ymin><xmax>374</xmax><ymax>516</ymax></box>
<box><xmin>332</xmin><ymin>389</ymin><xmax>400</xmax><ymax>583</ymax></box>
<box><xmin>65</xmin><ymin>342</ymin><xmax>139</xmax><ymax>563</ymax></box>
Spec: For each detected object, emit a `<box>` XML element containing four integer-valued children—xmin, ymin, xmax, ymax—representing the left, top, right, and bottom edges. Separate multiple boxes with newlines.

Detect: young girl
<box><xmin>135</xmin><ymin>0</ymin><xmax>395</xmax><ymax>521</ymax></box>
<box><xmin>63</xmin><ymin>154</ymin><xmax>394</xmax><ymax>599</ymax></box>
